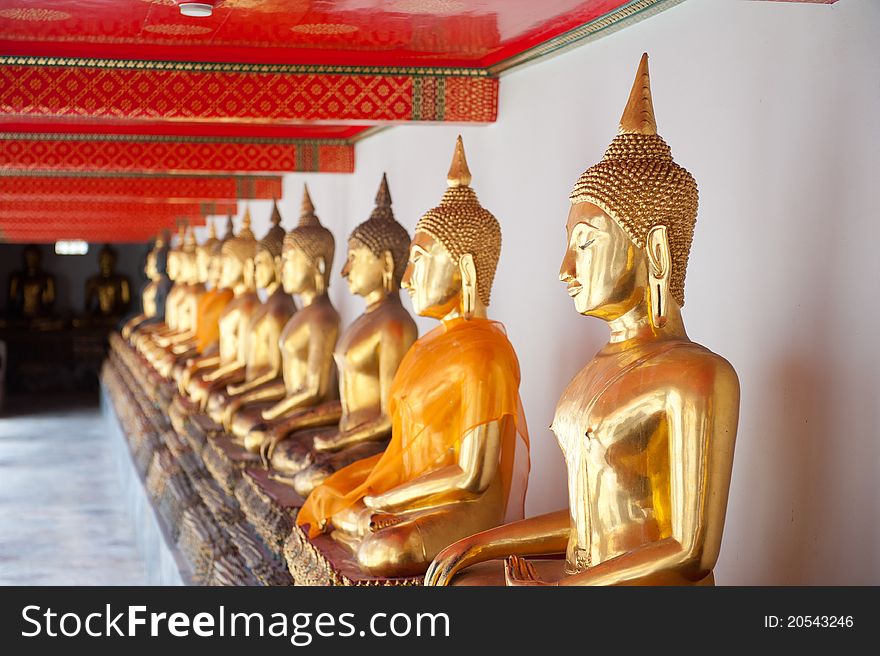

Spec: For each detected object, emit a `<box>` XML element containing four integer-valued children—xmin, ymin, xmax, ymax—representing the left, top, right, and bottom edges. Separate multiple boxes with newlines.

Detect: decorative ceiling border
<box><xmin>0</xmin><ymin>62</ymin><xmax>498</xmax><ymax>124</ymax></box>
<box><xmin>489</xmin><ymin>0</ymin><xmax>685</xmax><ymax>75</ymax></box>
<box><xmin>0</xmin><ymin>135</ymin><xmax>354</xmax><ymax>174</ymax></box>
<box><xmin>0</xmin><ymin>56</ymin><xmax>490</xmax><ymax>78</ymax></box>
<box><xmin>0</xmin><ymin>132</ymin><xmax>350</xmax><ymax>146</ymax></box>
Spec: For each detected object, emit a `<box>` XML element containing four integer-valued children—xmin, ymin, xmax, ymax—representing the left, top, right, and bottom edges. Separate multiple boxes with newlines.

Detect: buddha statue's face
<box><xmin>254</xmin><ymin>249</ymin><xmax>277</xmax><ymax>289</ymax></box>
<box><xmin>281</xmin><ymin>246</ymin><xmax>314</xmax><ymax>295</ymax></box>
<box><xmin>23</xmin><ymin>247</ymin><xmax>41</xmax><ymax>273</ymax></box>
<box><xmin>342</xmin><ymin>240</ymin><xmax>384</xmax><ymax>298</ymax></box>
<box><xmin>99</xmin><ymin>250</ymin><xmax>115</xmax><ymax>276</ymax></box>
<box><xmin>220</xmin><ymin>253</ymin><xmax>244</xmax><ymax>289</ymax></box>
<box><xmin>559</xmin><ymin>201</ymin><xmax>647</xmax><ymax>320</ymax></box>
<box><xmin>402</xmin><ymin>231</ymin><xmax>461</xmax><ymax>319</ymax></box>
<box><xmin>196</xmin><ymin>249</ymin><xmax>211</xmax><ymax>283</ymax></box>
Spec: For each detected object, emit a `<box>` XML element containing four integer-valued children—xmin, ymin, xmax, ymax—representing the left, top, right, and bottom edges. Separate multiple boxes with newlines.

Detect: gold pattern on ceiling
<box><xmin>143</xmin><ymin>24</ymin><xmax>214</xmax><ymax>36</ymax></box>
<box><xmin>291</xmin><ymin>23</ymin><xmax>360</xmax><ymax>36</ymax></box>
<box><xmin>0</xmin><ymin>8</ymin><xmax>72</xmax><ymax>21</ymax></box>
<box><xmin>389</xmin><ymin>0</ymin><xmax>467</xmax><ymax>14</ymax></box>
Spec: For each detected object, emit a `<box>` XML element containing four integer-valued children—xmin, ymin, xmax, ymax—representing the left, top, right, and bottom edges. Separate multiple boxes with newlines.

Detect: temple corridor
<box><xmin>0</xmin><ymin>394</ymin><xmax>146</xmax><ymax>585</ymax></box>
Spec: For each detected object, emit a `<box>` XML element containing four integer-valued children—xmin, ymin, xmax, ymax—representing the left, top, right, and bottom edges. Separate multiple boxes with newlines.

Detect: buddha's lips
<box><xmin>567</xmin><ymin>284</ymin><xmax>582</xmax><ymax>297</ymax></box>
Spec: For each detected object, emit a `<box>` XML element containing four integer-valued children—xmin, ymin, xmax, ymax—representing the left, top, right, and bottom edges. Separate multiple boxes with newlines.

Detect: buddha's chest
<box><xmin>334</xmin><ymin>316</ymin><xmax>380</xmax><ymax>379</ymax></box>
<box><xmin>142</xmin><ymin>284</ymin><xmax>158</xmax><ymax>316</ymax></box>
<box><xmin>552</xmin><ymin>353</ymin><xmax>672</xmax><ymax>571</ymax></box>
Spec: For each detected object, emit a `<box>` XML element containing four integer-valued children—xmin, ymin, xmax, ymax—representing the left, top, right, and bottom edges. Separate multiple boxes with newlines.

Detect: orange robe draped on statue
<box><xmin>195</xmin><ymin>287</ymin><xmax>234</xmax><ymax>352</ymax></box>
<box><xmin>297</xmin><ymin>317</ymin><xmax>530</xmax><ymax>538</ymax></box>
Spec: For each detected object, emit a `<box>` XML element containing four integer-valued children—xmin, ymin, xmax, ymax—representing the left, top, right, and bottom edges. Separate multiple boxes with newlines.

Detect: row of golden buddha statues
<box><xmin>4</xmin><ymin>243</ymin><xmax>132</xmax><ymax>325</ymax></box>
<box><xmin>112</xmin><ymin>54</ymin><xmax>740</xmax><ymax>586</ymax></box>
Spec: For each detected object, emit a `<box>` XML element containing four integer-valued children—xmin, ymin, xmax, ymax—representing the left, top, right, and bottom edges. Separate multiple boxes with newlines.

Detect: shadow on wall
<box><xmin>751</xmin><ymin>356</ymin><xmax>832</xmax><ymax>585</ymax></box>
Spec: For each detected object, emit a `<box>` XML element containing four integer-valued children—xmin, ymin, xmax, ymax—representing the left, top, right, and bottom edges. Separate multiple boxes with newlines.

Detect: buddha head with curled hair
<box><xmin>402</xmin><ymin>136</ymin><xmax>502</xmax><ymax>321</ymax></box>
<box><xmin>281</xmin><ymin>185</ymin><xmax>335</xmax><ymax>296</ymax></box>
<box><xmin>342</xmin><ymin>173</ymin><xmax>412</xmax><ymax>302</ymax></box>
<box><xmin>219</xmin><ymin>208</ymin><xmax>258</xmax><ymax>290</ymax></box>
<box><xmin>254</xmin><ymin>200</ymin><xmax>287</xmax><ymax>290</ymax></box>
<box><xmin>561</xmin><ymin>53</ymin><xmax>698</xmax><ymax>329</ymax></box>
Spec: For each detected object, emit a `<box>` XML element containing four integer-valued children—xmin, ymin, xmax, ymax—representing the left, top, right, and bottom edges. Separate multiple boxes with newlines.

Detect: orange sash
<box><xmin>298</xmin><ymin>317</ymin><xmax>530</xmax><ymax>538</ymax></box>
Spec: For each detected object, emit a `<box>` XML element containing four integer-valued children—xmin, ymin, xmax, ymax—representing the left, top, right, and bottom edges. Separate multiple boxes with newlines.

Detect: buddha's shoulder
<box><xmin>643</xmin><ymin>340</ymin><xmax>739</xmax><ymax>390</ymax></box>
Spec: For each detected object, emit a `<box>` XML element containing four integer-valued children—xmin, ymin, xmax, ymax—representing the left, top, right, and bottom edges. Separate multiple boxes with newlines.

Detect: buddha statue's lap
<box><xmin>425</xmin><ymin>55</ymin><xmax>739</xmax><ymax>588</ymax></box>
<box><xmin>295</xmin><ymin>139</ymin><xmax>530</xmax><ymax>579</ymax></box>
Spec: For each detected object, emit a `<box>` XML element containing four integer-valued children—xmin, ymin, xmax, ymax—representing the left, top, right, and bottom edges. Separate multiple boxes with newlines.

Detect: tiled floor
<box><xmin>0</xmin><ymin>394</ymin><xmax>147</xmax><ymax>585</ymax></box>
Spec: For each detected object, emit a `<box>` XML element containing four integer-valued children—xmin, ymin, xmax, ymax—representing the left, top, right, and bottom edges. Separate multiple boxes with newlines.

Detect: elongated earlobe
<box><xmin>316</xmin><ymin>257</ymin><xmax>327</xmax><ymax>294</ymax></box>
<box><xmin>646</xmin><ymin>224</ymin><xmax>671</xmax><ymax>329</ymax></box>
<box><xmin>382</xmin><ymin>250</ymin><xmax>395</xmax><ymax>294</ymax></box>
<box><xmin>459</xmin><ymin>253</ymin><xmax>477</xmax><ymax>320</ymax></box>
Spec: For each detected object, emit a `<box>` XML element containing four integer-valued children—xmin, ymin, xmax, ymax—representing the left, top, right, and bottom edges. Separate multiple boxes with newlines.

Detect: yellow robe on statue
<box><xmin>297</xmin><ymin>316</ymin><xmax>530</xmax><ymax>538</ymax></box>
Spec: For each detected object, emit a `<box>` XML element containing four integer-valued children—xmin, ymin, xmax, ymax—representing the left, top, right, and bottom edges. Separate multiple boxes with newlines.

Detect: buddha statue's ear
<box><xmin>382</xmin><ymin>250</ymin><xmax>394</xmax><ymax>294</ymax></box>
<box><xmin>459</xmin><ymin>252</ymin><xmax>477</xmax><ymax>321</ymax></box>
<box><xmin>315</xmin><ymin>256</ymin><xmax>327</xmax><ymax>294</ymax></box>
<box><xmin>646</xmin><ymin>224</ymin><xmax>671</xmax><ymax>329</ymax></box>
<box><xmin>274</xmin><ymin>254</ymin><xmax>282</xmax><ymax>280</ymax></box>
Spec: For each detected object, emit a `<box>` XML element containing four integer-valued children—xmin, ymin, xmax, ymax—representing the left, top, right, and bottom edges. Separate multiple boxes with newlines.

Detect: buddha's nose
<box><xmin>401</xmin><ymin>263</ymin><xmax>414</xmax><ymax>289</ymax></box>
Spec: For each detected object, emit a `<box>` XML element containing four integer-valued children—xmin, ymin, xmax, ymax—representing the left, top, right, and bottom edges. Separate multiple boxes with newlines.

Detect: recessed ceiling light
<box><xmin>177</xmin><ymin>2</ymin><xmax>214</xmax><ymax>18</ymax></box>
<box><xmin>55</xmin><ymin>240</ymin><xmax>89</xmax><ymax>256</ymax></box>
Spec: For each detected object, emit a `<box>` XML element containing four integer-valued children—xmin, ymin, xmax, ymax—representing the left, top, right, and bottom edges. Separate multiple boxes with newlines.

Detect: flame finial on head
<box><xmin>619</xmin><ymin>53</ymin><xmax>657</xmax><ymax>136</ymax></box>
<box><xmin>299</xmin><ymin>184</ymin><xmax>319</xmax><ymax>227</ymax></box>
<box><xmin>446</xmin><ymin>135</ymin><xmax>472</xmax><ymax>188</ymax></box>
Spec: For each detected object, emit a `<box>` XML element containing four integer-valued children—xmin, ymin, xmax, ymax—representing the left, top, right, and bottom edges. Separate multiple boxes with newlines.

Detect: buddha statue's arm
<box><xmin>121</xmin><ymin>279</ymin><xmax>131</xmax><ymax>306</ymax></box>
<box><xmin>261</xmin><ymin>328</ymin><xmax>336</xmax><ymax>422</ymax></box>
<box><xmin>227</xmin><ymin>323</ymin><xmax>284</xmax><ymax>395</ymax></box>
<box><xmin>363</xmin><ymin>420</ymin><xmax>502</xmax><ymax>514</ymax></box>
<box><xmin>313</xmin><ymin>329</ymin><xmax>405</xmax><ymax>452</ymax></box>
<box><xmin>424</xmin><ymin>510</ymin><xmax>570</xmax><ymax>586</ymax></box>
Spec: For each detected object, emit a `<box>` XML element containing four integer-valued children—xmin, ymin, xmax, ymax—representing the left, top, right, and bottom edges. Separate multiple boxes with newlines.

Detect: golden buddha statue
<box><xmin>140</xmin><ymin>228</ymin><xmax>209</xmax><ymax>372</ymax></box>
<box><xmin>84</xmin><ymin>245</ymin><xmax>131</xmax><ymax>319</ymax></box>
<box><xmin>151</xmin><ymin>224</ymin><xmax>226</xmax><ymax>379</ymax></box>
<box><xmin>184</xmin><ymin>210</ymin><xmax>262</xmax><ymax>410</ymax></box>
<box><xmin>257</xmin><ymin>174</ymin><xmax>419</xmax><ymax>497</ymax></box>
<box><xmin>295</xmin><ymin>137</ymin><xmax>530</xmax><ymax>579</ymax></box>
<box><xmin>225</xmin><ymin>185</ymin><xmax>340</xmax><ymax>447</ymax></box>
<box><xmin>121</xmin><ymin>231</ymin><xmax>171</xmax><ymax>340</ymax></box>
<box><xmin>132</xmin><ymin>225</ymin><xmax>188</xmax><ymax>354</ymax></box>
<box><xmin>425</xmin><ymin>55</ymin><xmax>740</xmax><ymax>587</ymax></box>
<box><xmin>205</xmin><ymin>201</ymin><xmax>298</xmax><ymax>427</ymax></box>
<box><xmin>173</xmin><ymin>217</ymin><xmax>236</xmax><ymax>392</ymax></box>
<box><xmin>7</xmin><ymin>245</ymin><xmax>56</xmax><ymax>320</ymax></box>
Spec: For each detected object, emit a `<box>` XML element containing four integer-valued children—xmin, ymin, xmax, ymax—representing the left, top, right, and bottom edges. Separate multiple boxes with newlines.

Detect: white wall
<box><xmin>201</xmin><ymin>0</ymin><xmax>880</xmax><ymax>585</ymax></box>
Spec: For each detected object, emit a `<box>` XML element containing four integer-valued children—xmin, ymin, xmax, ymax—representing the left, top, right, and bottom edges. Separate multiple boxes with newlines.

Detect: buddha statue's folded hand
<box><xmin>504</xmin><ymin>556</ymin><xmax>556</xmax><ymax>587</ymax></box>
<box><xmin>259</xmin><ymin>426</ymin><xmax>287</xmax><ymax>468</ymax></box>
